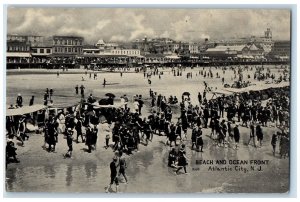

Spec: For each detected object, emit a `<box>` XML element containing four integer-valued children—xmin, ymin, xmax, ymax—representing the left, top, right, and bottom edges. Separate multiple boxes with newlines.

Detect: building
<box><xmin>269</xmin><ymin>40</ymin><xmax>290</xmax><ymax>61</ymax></box>
<box><xmin>204</xmin><ymin>45</ymin><xmax>246</xmax><ymax>60</ymax></box>
<box><xmin>189</xmin><ymin>42</ymin><xmax>199</xmax><ymax>54</ymax></box>
<box><xmin>6</xmin><ymin>40</ymin><xmax>31</xmax><ymax>64</ymax></box>
<box><xmin>215</xmin><ymin>28</ymin><xmax>274</xmax><ymax>54</ymax></box>
<box><xmin>7</xmin><ymin>34</ymin><xmax>44</xmax><ymax>46</ymax></box>
<box><xmin>52</xmin><ymin>35</ymin><xmax>84</xmax><ymax>56</ymax></box>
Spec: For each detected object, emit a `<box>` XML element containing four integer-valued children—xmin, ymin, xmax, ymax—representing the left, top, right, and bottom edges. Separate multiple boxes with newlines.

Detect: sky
<box><xmin>7</xmin><ymin>7</ymin><xmax>291</xmax><ymax>44</ymax></box>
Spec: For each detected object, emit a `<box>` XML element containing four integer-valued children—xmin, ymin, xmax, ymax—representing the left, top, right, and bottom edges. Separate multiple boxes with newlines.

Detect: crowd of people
<box><xmin>6</xmin><ymin>64</ymin><xmax>291</xmax><ymax>192</ymax></box>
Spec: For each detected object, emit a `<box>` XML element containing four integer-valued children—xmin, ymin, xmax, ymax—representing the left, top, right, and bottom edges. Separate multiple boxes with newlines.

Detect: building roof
<box><xmin>249</xmin><ymin>44</ymin><xmax>259</xmax><ymax>51</ymax></box>
<box><xmin>96</xmin><ymin>39</ymin><xmax>105</xmax><ymax>45</ymax></box>
<box><xmin>206</xmin><ymin>45</ymin><xmax>246</xmax><ymax>52</ymax></box>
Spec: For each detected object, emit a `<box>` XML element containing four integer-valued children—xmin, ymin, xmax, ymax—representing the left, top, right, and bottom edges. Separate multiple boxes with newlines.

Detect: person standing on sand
<box><xmin>106</xmin><ymin>157</ymin><xmax>119</xmax><ymax>193</ymax></box>
<box><xmin>233</xmin><ymin>124</ymin><xmax>240</xmax><ymax>150</ymax></box>
<box><xmin>103</xmin><ymin>78</ymin><xmax>106</xmax><ymax>87</ymax></box>
<box><xmin>80</xmin><ymin>85</ymin><xmax>85</xmax><ymax>97</ymax></box>
<box><xmin>175</xmin><ymin>145</ymin><xmax>188</xmax><ymax>175</ymax></box>
<box><xmin>118</xmin><ymin>151</ymin><xmax>128</xmax><ymax>184</ymax></box>
<box><xmin>29</xmin><ymin>96</ymin><xmax>34</xmax><ymax>106</ymax></box>
<box><xmin>248</xmin><ymin>121</ymin><xmax>256</xmax><ymax>147</ymax></box>
<box><xmin>75</xmin><ymin>85</ymin><xmax>79</xmax><ymax>95</ymax></box>
<box><xmin>75</xmin><ymin>117</ymin><xmax>84</xmax><ymax>143</ymax></box>
<box><xmin>64</xmin><ymin>128</ymin><xmax>73</xmax><ymax>158</ymax></box>
<box><xmin>16</xmin><ymin>94</ymin><xmax>23</xmax><ymax>107</ymax></box>
<box><xmin>85</xmin><ymin>125</ymin><xmax>93</xmax><ymax>153</ymax></box>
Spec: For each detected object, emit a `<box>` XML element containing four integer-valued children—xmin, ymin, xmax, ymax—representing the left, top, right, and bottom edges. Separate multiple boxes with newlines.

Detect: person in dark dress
<box><xmin>92</xmin><ymin>125</ymin><xmax>98</xmax><ymax>150</ymax></box>
<box><xmin>181</xmin><ymin>113</ymin><xmax>188</xmax><ymax>139</ymax></box>
<box><xmin>143</xmin><ymin>120</ymin><xmax>152</xmax><ymax>146</ymax></box>
<box><xmin>6</xmin><ymin>141</ymin><xmax>20</xmax><ymax>164</ymax></box>
<box><xmin>175</xmin><ymin>147</ymin><xmax>188</xmax><ymax>175</ymax></box>
<box><xmin>47</xmin><ymin>116</ymin><xmax>58</xmax><ymax>152</ymax></box>
<box><xmin>175</xmin><ymin>119</ymin><xmax>182</xmax><ymax>141</ymax></box>
<box><xmin>168</xmin><ymin>147</ymin><xmax>176</xmax><ymax>167</ymax></box>
<box><xmin>196</xmin><ymin>127</ymin><xmax>204</xmax><ymax>152</ymax></box>
<box><xmin>203</xmin><ymin>106</ymin><xmax>209</xmax><ymax>128</ymax></box>
<box><xmin>248</xmin><ymin>121</ymin><xmax>256</xmax><ymax>147</ymax></box>
<box><xmin>75</xmin><ymin>85</ymin><xmax>79</xmax><ymax>94</ymax></box>
<box><xmin>85</xmin><ymin>125</ymin><xmax>93</xmax><ymax>153</ymax></box>
<box><xmin>233</xmin><ymin>124</ymin><xmax>240</xmax><ymax>150</ymax></box>
<box><xmin>118</xmin><ymin>151</ymin><xmax>128</xmax><ymax>183</ymax></box>
<box><xmin>256</xmin><ymin>124</ymin><xmax>264</xmax><ymax>147</ymax></box>
<box><xmin>138</xmin><ymin>96</ymin><xmax>144</xmax><ymax>115</ymax></box>
<box><xmin>64</xmin><ymin>128</ymin><xmax>73</xmax><ymax>158</ymax></box>
<box><xmin>16</xmin><ymin>94</ymin><xmax>23</xmax><ymax>107</ymax></box>
<box><xmin>75</xmin><ymin>117</ymin><xmax>85</xmax><ymax>143</ymax></box>
<box><xmin>168</xmin><ymin>122</ymin><xmax>177</xmax><ymax>147</ymax></box>
<box><xmin>29</xmin><ymin>96</ymin><xmax>34</xmax><ymax>106</ymax></box>
<box><xmin>271</xmin><ymin>133</ymin><xmax>278</xmax><ymax>156</ymax></box>
<box><xmin>80</xmin><ymin>85</ymin><xmax>85</xmax><ymax>97</ymax></box>
<box><xmin>106</xmin><ymin>157</ymin><xmax>119</xmax><ymax>193</ymax></box>
<box><xmin>191</xmin><ymin>125</ymin><xmax>197</xmax><ymax>150</ymax></box>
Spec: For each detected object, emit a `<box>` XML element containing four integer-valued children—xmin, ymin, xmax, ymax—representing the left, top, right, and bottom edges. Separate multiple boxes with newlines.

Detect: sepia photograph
<box><xmin>5</xmin><ymin>6</ymin><xmax>291</xmax><ymax>194</ymax></box>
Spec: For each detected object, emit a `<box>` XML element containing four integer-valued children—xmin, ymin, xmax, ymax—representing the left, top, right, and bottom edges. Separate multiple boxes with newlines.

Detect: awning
<box><xmin>6</xmin><ymin>52</ymin><xmax>31</xmax><ymax>57</ymax></box>
<box><xmin>6</xmin><ymin>104</ymin><xmax>47</xmax><ymax>116</ymax></box>
<box><xmin>225</xmin><ymin>82</ymin><xmax>290</xmax><ymax>94</ymax></box>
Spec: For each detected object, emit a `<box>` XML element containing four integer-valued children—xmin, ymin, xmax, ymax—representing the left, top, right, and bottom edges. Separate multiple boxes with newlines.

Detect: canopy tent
<box><xmin>212</xmin><ymin>89</ymin><xmax>233</xmax><ymax>95</ymax></box>
<box><xmin>224</xmin><ymin>82</ymin><xmax>290</xmax><ymax>94</ymax></box>
<box><xmin>6</xmin><ymin>104</ymin><xmax>47</xmax><ymax>116</ymax></box>
<box><xmin>92</xmin><ymin>102</ymin><xmax>126</xmax><ymax>109</ymax></box>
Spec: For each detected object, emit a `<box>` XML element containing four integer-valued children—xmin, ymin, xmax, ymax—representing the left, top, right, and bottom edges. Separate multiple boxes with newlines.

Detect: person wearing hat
<box><xmin>16</xmin><ymin>93</ymin><xmax>23</xmax><ymax>107</ymax></box>
<box><xmin>64</xmin><ymin>128</ymin><xmax>73</xmax><ymax>158</ymax></box>
<box><xmin>106</xmin><ymin>156</ymin><xmax>119</xmax><ymax>193</ymax></box>
<box><xmin>18</xmin><ymin>115</ymin><xmax>29</xmax><ymax>141</ymax></box>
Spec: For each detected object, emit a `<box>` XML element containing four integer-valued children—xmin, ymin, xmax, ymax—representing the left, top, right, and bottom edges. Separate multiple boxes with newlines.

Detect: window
<box><xmin>47</xmin><ymin>49</ymin><xmax>51</xmax><ymax>53</ymax></box>
<box><xmin>68</xmin><ymin>48</ymin><xmax>71</xmax><ymax>52</ymax></box>
<box><xmin>54</xmin><ymin>47</ymin><xmax>57</xmax><ymax>52</ymax></box>
<box><xmin>60</xmin><ymin>40</ymin><xmax>63</xmax><ymax>45</ymax></box>
<box><xmin>40</xmin><ymin>49</ymin><xmax>44</xmax><ymax>53</ymax></box>
<box><xmin>16</xmin><ymin>46</ymin><xmax>19</xmax><ymax>51</ymax></box>
<box><xmin>75</xmin><ymin>40</ymin><xmax>77</xmax><ymax>45</ymax></box>
<box><xmin>33</xmin><ymin>49</ymin><xmax>38</xmax><ymax>53</ymax></box>
<box><xmin>65</xmin><ymin>47</ymin><xmax>67</xmax><ymax>52</ymax></box>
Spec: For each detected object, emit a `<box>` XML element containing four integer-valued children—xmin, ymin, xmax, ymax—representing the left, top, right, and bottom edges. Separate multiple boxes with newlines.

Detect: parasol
<box><xmin>105</xmin><ymin>93</ymin><xmax>116</xmax><ymax>98</ymax></box>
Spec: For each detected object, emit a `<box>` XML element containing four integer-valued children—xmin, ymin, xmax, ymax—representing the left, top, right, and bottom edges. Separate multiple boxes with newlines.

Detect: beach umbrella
<box><xmin>105</xmin><ymin>93</ymin><xmax>116</xmax><ymax>98</ymax></box>
<box><xmin>182</xmin><ymin>92</ymin><xmax>190</xmax><ymax>96</ymax></box>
